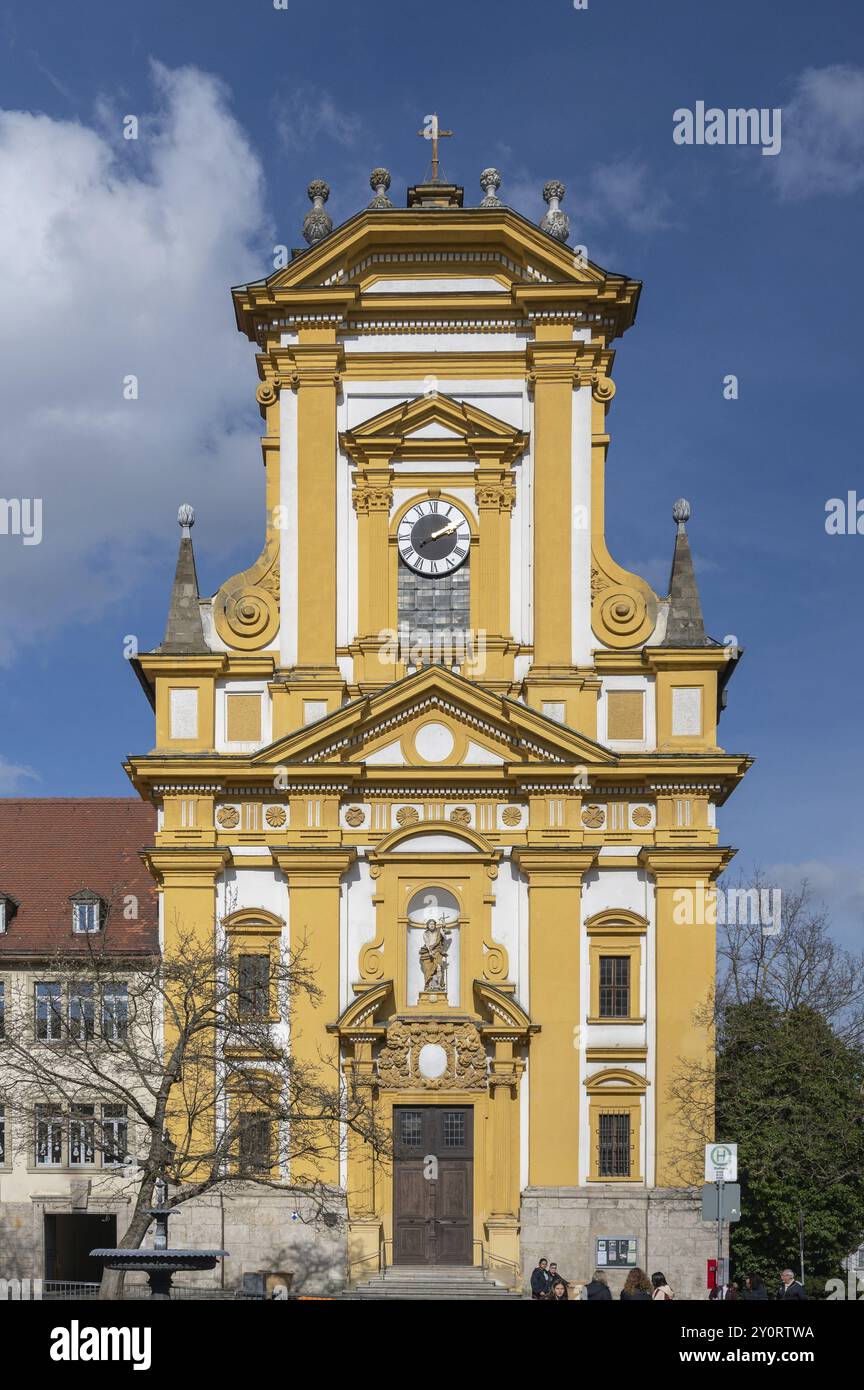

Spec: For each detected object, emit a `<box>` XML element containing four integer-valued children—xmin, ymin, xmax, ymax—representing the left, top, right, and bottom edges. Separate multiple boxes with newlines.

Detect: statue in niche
<box><xmin>419</xmin><ymin>916</ymin><xmax>451</xmax><ymax>993</ymax></box>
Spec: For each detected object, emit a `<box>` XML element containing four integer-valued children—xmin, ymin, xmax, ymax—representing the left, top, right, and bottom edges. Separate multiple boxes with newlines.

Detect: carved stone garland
<box><xmin>376</xmin><ymin>1019</ymin><xmax>488</xmax><ymax>1091</ymax></box>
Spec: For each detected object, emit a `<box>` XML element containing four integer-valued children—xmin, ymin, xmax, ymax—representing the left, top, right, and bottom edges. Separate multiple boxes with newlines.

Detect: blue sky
<box><xmin>0</xmin><ymin>0</ymin><xmax>863</xmax><ymax>941</ymax></box>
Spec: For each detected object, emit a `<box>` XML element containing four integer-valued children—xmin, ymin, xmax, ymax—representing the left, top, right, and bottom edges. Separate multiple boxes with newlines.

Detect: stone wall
<box><xmin>520</xmin><ymin>1186</ymin><xmax>716</xmax><ymax>1301</ymax></box>
<box><xmin>0</xmin><ymin>1185</ymin><xmax>347</xmax><ymax>1295</ymax></box>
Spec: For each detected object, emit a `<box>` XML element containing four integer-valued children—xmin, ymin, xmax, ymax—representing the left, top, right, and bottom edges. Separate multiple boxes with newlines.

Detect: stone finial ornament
<box><xmin>672</xmin><ymin>497</ymin><xmax>691</xmax><ymax>530</ymax></box>
<box><xmin>303</xmin><ymin>180</ymin><xmax>333</xmax><ymax>245</ymax></box>
<box><xmin>368</xmin><ymin>167</ymin><xmax>394</xmax><ymax>209</ymax></box>
<box><xmin>177</xmin><ymin>504</ymin><xmax>195</xmax><ymax>537</ymax></box>
<box><xmin>479</xmin><ymin>167</ymin><xmax>503</xmax><ymax>208</ymax></box>
<box><xmin>540</xmin><ymin>179</ymin><xmax>570</xmax><ymax>242</ymax></box>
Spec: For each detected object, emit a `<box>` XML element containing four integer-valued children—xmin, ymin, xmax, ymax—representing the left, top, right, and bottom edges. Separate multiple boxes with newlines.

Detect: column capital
<box><xmin>638</xmin><ymin>845</ymin><xmax>736</xmax><ymax>885</ymax></box>
<box><xmin>271</xmin><ymin>847</ymin><xmax>357</xmax><ymax>884</ymax></box>
<box><xmin>513</xmin><ymin>846</ymin><xmax>597</xmax><ymax>886</ymax></box>
<box><xmin>142</xmin><ymin>847</ymin><xmax>230</xmax><ymax>887</ymax></box>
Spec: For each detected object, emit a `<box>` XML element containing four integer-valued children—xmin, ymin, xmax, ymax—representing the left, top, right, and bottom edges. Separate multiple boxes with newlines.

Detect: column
<box><xmin>143</xmin><ymin>848</ymin><xmax>230</xmax><ymax>1169</ymax></box>
<box><xmin>514</xmin><ymin>847</ymin><xmax>596</xmax><ymax>1185</ymax></box>
<box><xmin>290</xmin><ymin>338</ymin><xmax>343</xmax><ymax>674</ymax></box>
<box><xmin>526</xmin><ymin>334</ymin><xmax>579</xmax><ymax>670</ymax></box>
<box><xmin>639</xmin><ymin>847</ymin><xmax>734</xmax><ymax>1186</ymax></box>
<box><xmin>271</xmin><ymin>847</ymin><xmax>356</xmax><ymax>1186</ymax></box>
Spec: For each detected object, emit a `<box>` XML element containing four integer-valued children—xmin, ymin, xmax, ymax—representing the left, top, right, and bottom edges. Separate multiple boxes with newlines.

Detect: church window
<box><xmin>238</xmin><ymin>1112</ymin><xmax>271</xmax><ymax>1174</ymax></box>
<box><xmin>598</xmin><ymin>1112</ymin><xmax>631</xmax><ymax>1178</ymax></box>
<box><xmin>598</xmin><ymin>957</ymin><xmax>630</xmax><ymax>1018</ymax></box>
<box><xmin>238</xmin><ymin>954</ymin><xmax>270</xmax><ymax>1019</ymax></box>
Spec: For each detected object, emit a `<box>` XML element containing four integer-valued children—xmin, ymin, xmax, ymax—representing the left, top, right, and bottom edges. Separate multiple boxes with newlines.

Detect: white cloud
<box><xmin>761</xmin><ymin>858</ymin><xmax>864</xmax><ymax>948</ymax></box>
<box><xmin>500</xmin><ymin>156</ymin><xmax>672</xmax><ymax>258</ymax></box>
<box><xmin>771</xmin><ymin>64</ymin><xmax>864</xmax><ymax>198</ymax></box>
<box><xmin>275</xmin><ymin>86</ymin><xmax>362</xmax><ymax>151</ymax></box>
<box><xmin>0</xmin><ymin>62</ymin><xmax>272</xmax><ymax>666</ymax></box>
<box><xmin>586</xmin><ymin>158</ymin><xmax>673</xmax><ymax>233</ymax></box>
<box><xmin>0</xmin><ymin>755</ymin><xmax>39</xmax><ymax>792</ymax></box>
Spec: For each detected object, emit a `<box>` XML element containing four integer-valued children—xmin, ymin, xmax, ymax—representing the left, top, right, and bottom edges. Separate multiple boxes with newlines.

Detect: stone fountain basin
<box><xmin>90</xmin><ymin>1249</ymin><xmax>227</xmax><ymax>1271</ymax></box>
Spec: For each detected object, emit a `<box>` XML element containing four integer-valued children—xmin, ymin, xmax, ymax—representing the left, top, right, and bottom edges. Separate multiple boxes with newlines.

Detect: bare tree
<box><xmin>0</xmin><ymin>917</ymin><xmax>387</xmax><ymax>1297</ymax></box>
<box><xmin>666</xmin><ymin>870</ymin><xmax>864</xmax><ymax>1182</ymax></box>
<box><xmin>718</xmin><ymin>870</ymin><xmax>864</xmax><ymax>1044</ymax></box>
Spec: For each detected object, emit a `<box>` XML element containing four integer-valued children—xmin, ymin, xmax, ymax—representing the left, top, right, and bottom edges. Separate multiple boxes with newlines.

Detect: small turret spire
<box><xmin>662</xmin><ymin>498</ymin><xmax>712</xmax><ymax>647</ymax></box>
<box><xmin>160</xmin><ymin>505</ymin><xmax>207</xmax><ymax>654</ymax></box>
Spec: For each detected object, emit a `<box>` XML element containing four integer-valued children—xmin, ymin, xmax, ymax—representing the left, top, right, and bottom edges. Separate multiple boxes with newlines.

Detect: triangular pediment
<box><xmin>232</xmin><ymin>207</ymin><xmax>640</xmax><ymax>343</ymax></box>
<box><xmin>341</xmin><ymin>392</ymin><xmax>526</xmax><ymax>467</ymax></box>
<box><xmin>251</xmin><ymin>667</ymin><xmax>617</xmax><ymax>772</ymax></box>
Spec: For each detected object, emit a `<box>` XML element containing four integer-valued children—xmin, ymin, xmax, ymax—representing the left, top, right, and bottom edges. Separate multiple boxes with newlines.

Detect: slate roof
<box><xmin>0</xmin><ymin>799</ymin><xmax>157</xmax><ymax>957</ymax></box>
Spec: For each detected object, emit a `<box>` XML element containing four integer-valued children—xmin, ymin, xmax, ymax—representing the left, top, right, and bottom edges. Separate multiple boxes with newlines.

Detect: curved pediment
<box><xmin>585</xmin><ymin>1068</ymin><xmax>649</xmax><ymax>1094</ymax></box>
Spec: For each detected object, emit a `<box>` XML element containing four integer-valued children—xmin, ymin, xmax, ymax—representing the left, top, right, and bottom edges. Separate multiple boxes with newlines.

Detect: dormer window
<box><xmin>70</xmin><ymin>891</ymin><xmax>104</xmax><ymax>934</ymax></box>
<box><xmin>0</xmin><ymin>894</ymin><xmax>18</xmax><ymax>933</ymax></box>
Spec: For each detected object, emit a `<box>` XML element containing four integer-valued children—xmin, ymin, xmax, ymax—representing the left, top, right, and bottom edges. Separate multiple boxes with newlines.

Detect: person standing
<box><xmin>550</xmin><ymin>1279</ymin><xmax>570</xmax><ymax>1302</ymax></box>
<box><xmin>741</xmin><ymin>1273</ymin><xmax>768</xmax><ymax>1301</ymax></box>
<box><xmin>777</xmin><ymin>1269</ymin><xmax>807</xmax><ymax>1300</ymax></box>
<box><xmin>651</xmin><ymin>1270</ymin><xmax>675</xmax><ymax>1300</ymax></box>
<box><xmin>530</xmin><ymin>1258</ymin><xmax>552</xmax><ymax>1300</ymax></box>
<box><xmin>620</xmin><ymin>1268</ymin><xmax>652</xmax><ymax>1301</ymax></box>
<box><xmin>709</xmin><ymin>1278</ymin><xmax>739</xmax><ymax>1300</ymax></box>
<box><xmin>585</xmin><ymin>1269</ymin><xmax>613</xmax><ymax>1300</ymax></box>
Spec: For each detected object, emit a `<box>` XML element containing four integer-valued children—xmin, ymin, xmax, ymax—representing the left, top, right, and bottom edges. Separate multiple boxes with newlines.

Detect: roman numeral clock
<box><xmin>397</xmin><ymin>499</ymin><xmax>471</xmax><ymax>576</ymax></box>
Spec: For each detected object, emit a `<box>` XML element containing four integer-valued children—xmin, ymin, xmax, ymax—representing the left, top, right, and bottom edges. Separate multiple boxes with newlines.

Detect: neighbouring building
<box><xmin>3</xmin><ymin>146</ymin><xmax>751</xmax><ymax>1298</ymax></box>
<box><xmin>0</xmin><ymin>799</ymin><xmax>157</xmax><ymax>1285</ymax></box>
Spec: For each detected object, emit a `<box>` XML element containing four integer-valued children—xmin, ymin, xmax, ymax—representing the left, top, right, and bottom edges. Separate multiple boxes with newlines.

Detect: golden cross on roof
<box><xmin>417</xmin><ymin>113</ymin><xmax>454</xmax><ymax>182</ymax></box>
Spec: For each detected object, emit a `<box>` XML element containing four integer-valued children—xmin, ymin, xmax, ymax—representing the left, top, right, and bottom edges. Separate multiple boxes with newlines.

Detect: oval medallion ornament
<box><xmin>417</xmin><ymin>1043</ymin><xmax>449</xmax><ymax>1080</ymax></box>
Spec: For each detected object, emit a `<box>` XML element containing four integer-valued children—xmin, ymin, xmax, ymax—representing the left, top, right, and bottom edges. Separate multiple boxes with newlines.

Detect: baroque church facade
<box><xmin>124</xmin><ymin>157</ymin><xmax>750</xmax><ymax>1296</ymax></box>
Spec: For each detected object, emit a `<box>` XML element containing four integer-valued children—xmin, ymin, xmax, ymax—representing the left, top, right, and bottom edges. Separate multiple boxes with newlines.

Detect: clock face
<box><xmin>397</xmin><ymin>499</ymin><xmax>471</xmax><ymax>576</ymax></box>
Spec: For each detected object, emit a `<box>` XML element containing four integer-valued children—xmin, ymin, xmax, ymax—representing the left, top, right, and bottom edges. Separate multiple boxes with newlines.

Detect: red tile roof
<box><xmin>0</xmin><ymin>799</ymin><xmax>157</xmax><ymax>957</ymax></box>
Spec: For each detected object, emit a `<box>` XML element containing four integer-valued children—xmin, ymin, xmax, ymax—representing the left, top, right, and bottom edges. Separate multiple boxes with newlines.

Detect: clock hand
<box><xmin>428</xmin><ymin>522</ymin><xmax>459</xmax><ymax>540</ymax></box>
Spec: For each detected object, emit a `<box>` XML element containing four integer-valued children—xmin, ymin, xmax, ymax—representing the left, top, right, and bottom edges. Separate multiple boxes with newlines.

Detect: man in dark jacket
<box><xmin>778</xmin><ymin>1269</ymin><xmax>807</xmax><ymax>1300</ymax></box>
<box><xmin>585</xmin><ymin>1269</ymin><xmax>613</xmax><ymax>1300</ymax></box>
<box><xmin>530</xmin><ymin>1258</ymin><xmax>552</xmax><ymax>1299</ymax></box>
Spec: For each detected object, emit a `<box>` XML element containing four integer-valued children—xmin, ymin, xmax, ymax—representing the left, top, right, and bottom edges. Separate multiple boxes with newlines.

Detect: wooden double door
<box><xmin>393</xmin><ymin>1105</ymin><xmax>473</xmax><ymax>1265</ymax></box>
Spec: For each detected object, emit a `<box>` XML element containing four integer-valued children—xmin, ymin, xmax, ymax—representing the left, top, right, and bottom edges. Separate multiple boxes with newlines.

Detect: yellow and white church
<box><xmin>126</xmin><ymin>152</ymin><xmax>750</xmax><ymax>1298</ymax></box>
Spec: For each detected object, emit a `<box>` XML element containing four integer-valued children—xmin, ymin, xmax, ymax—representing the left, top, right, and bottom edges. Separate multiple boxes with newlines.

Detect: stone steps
<box><xmin>344</xmin><ymin>1265</ymin><xmax>525</xmax><ymax>1300</ymax></box>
